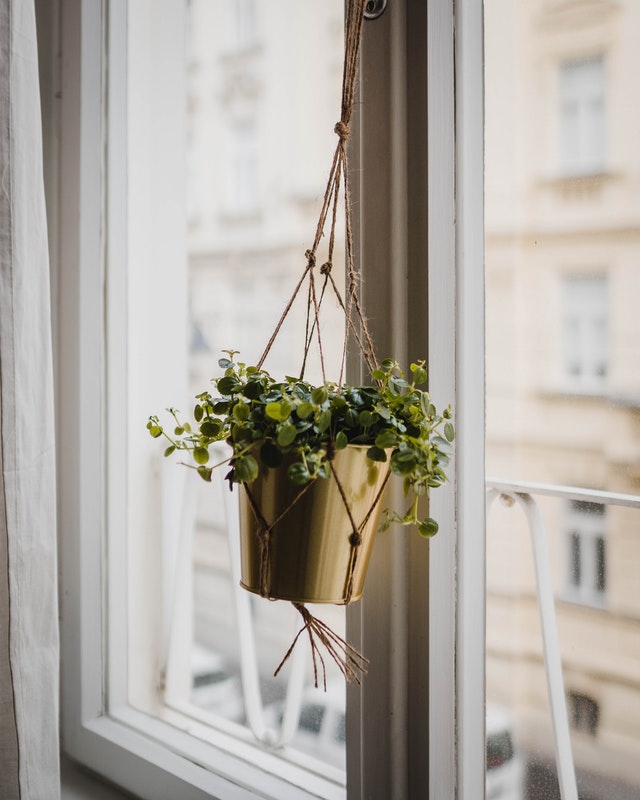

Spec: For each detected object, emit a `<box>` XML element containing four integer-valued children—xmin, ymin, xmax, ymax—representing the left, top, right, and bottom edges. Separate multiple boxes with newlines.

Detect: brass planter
<box><xmin>238</xmin><ymin>445</ymin><xmax>390</xmax><ymax>604</ymax></box>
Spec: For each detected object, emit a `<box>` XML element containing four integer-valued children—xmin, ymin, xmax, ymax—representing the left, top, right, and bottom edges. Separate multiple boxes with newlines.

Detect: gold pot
<box><xmin>238</xmin><ymin>445</ymin><xmax>390</xmax><ymax>604</ymax></box>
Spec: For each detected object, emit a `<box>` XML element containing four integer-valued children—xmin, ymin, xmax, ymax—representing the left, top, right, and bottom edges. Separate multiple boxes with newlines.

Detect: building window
<box><xmin>565</xmin><ymin>500</ymin><xmax>607</xmax><ymax>605</ymax></box>
<box><xmin>559</xmin><ymin>56</ymin><xmax>606</xmax><ymax>177</ymax></box>
<box><xmin>562</xmin><ymin>275</ymin><xmax>608</xmax><ymax>393</ymax></box>
<box><xmin>235</xmin><ymin>0</ymin><xmax>258</xmax><ymax>53</ymax></box>
<box><xmin>568</xmin><ymin>691</ymin><xmax>600</xmax><ymax>736</ymax></box>
<box><xmin>228</xmin><ymin>119</ymin><xmax>260</xmax><ymax>216</ymax></box>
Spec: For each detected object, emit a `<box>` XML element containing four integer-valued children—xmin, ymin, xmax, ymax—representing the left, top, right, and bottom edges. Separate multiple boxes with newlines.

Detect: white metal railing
<box><xmin>487</xmin><ymin>478</ymin><xmax>640</xmax><ymax>800</ymax></box>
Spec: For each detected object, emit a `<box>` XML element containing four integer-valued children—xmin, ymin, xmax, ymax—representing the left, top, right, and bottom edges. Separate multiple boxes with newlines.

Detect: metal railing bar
<box><xmin>487</xmin><ymin>478</ymin><xmax>640</xmax><ymax>509</ymax></box>
<box><xmin>487</xmin><ymin>487</ymin><xmax>579</xmax><ymax>800</ymax></box>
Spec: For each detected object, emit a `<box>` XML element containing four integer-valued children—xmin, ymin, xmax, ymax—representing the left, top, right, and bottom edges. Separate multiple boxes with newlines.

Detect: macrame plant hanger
<box><xmin>245</xmin><ymin>0</ymin><xmax>388</xmax><ymax>689</ymax></box>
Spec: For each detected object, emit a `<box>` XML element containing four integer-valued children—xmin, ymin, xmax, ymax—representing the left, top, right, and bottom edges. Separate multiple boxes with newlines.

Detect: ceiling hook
<box><xmin>364</xmin><ymin>0</ymin><xmax>387</xmax><ymax>21</ymax></box>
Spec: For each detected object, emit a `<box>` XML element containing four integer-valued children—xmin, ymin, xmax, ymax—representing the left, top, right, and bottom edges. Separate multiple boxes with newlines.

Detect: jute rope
<box><xmin>248</xmin><ymin>0</ymin><xmax>382</xmax><ymax>687</ymax></box>
<box><xmin>257</xmin><ymin>0</ymin><xmax>376</xmax><ymax>384</ymax></box>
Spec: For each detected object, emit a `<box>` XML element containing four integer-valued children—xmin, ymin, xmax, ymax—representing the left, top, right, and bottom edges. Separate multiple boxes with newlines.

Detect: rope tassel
<box><xmin>274</xmin><ymin>603</ymin><xmax>369</xmax><ymax>690</ymax></box>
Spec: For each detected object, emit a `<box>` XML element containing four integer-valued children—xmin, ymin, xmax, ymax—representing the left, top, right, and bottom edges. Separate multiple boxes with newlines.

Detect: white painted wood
<box><xmin>427</xmin><ymin>0</ymin><xmax>459</xmax><ymax>797</ymax></box>
<box><xmin>454</xmin><ymin>1</ymin><xmax>487</xmax><ymax>799</ymax></box>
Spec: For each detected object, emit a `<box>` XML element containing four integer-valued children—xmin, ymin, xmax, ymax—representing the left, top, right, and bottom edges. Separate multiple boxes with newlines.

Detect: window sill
<box><xmin>64</xmin><ymin>706</ymin><xmax>344</xmax><ymax>800</ymax></box>
<box><xmin>61</xmin><ymin>756</ymin><xmax>132</xmax><ymax>800</ymax></box>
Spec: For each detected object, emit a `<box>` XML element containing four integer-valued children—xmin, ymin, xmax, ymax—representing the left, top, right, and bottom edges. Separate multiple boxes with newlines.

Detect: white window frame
<box><xmin>50</xmin><ymin>0</ymin><xmax>485</xmax><ymax>798</ymax></box>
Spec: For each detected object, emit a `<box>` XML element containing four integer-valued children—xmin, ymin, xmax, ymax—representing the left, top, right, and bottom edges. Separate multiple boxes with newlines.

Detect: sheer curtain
<box><xmin>0</xmin><ymin>1</ymin><xmax>60</xmax><ymax>798</ymax></box>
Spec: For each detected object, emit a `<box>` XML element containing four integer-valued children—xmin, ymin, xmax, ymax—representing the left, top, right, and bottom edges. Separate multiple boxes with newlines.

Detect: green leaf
<box><xmin>277</xmin><ymin>422</ymin><xmax>297</xmax><ymax>447</ymax></box>
<box><xmin>316</xmin><ymin>408</ymin><xmax>332</xmax><ymax>432</ymax></box>
<box><xmin>147</xmin><ymin>424</ymin><xmax>163</xmax><ymax>438</ymax></box>
<box><xmin>444</xmin><ymin>422</ymin><xmax>455</xmax><ymax>442</ymax></box>
<box><xmin>297</xmin><ymin>402</ymin><xmax>314</xmax><ymax>420</ymax></box>
<box><xmin>335</xmin><ymin>430</ymin><xmax>348</xmax><ymax>450</ymax></box>
<box><xmin>288</xmin><ymin>461</ymin><xmax>311</xmax><ymax>485</ymax></box>
<box><xmin>410</xmin><ymin>364</ymin><xmax>427</xmax><ymax>385</ymax></box>
<box><xmin>418</xmin><ymin>518</ymin><xmax>439</xmax><ymax>538</ymax></box>
<box><xmin>243</xmin><ymin>380</ymin><xmax>262</xmax><ymax>399</ymax></box>
<box><xmin>194</xmin><ymin>404</ymin><xmax>203</xmax><ymax>422</ymax></box>
<box><xmin>233</xmin><ymin>402</ymin><xmax>250</xmax><ymax>422</ymax></box>
<box><xmin>200</xmin><ymin>419</ymin><xmax>222</xmax><ymax>437</ymax></box>
<box><xmin>345</xmin><ymin>408</ymin><xmax>359</xmax><ymax>428</ymax></box>
<box><xmin>234</xmin><ymin>455</ymin><xmax>259</xmax><ymax>483</ymax></box>
<box><xmin>217</xmin><ymin>376</ymin><xmax>239</xmax><ymax>395</ymax></box>
<box><xmin>197</xmin><ymin>465</ymin><xmax>213</xmax><ymax>482</ymax></box>
<box><xmin>193</xmin><ymin>447</ymin><xmax>209</xmax><ymax>465</ymax></box>
<box><xmin>375</xmin><ymin>429</ymin><xmax>398</xmax><ymax>449</ymax></box>
<box><xmin>311</xmin><ymin>386</ymin><xmax>328</xmax><ymax>405</ymax></box>
<box><xmin>265</xmin><ymin>402</ymin><xmax>282</xmax><ymax>420</ymax></box>
<box><xmin>164</xmin><ymin>445</ymin><xmax>176</xmax><ymax>457</ymax></box>
<box><xmin>367</xmin><ymin>445</ymin><xmax>387</xmax><ymax>462</ymax></box>
<box><xmin>391</xmin><ymin>449</ymin><xmax>418</xmax><ymax>474</ymax></box>
<box><xmin>359</xmin><ymin>410</ymin><xmax>373</xmax><ymax>427</ymax></box>
<box><xmin>218</xmin><ymin>357</ymin><xmax>233</xmax><ymax>369</ymax></box>
<box><xmin>266</xmin><ymin>400</ymin><xmax>293</xmax><ymax>422</ymax></box>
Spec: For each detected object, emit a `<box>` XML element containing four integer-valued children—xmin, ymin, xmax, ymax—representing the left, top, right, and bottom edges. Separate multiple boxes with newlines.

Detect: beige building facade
<box><xmin>486</xmin><ymin>1</ymin><xmax>640</xmax><ymax>797</ymax></box>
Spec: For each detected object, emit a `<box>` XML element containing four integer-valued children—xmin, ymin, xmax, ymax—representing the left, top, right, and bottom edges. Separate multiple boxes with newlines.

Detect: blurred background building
<box><xmin>485</xmin><ymin>1</ymin><xmax>640</xmax><ymax>798</ymax></box>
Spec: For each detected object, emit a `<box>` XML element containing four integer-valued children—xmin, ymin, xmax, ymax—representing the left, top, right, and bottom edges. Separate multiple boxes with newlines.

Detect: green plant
<box><xmin>147</xmin><ymin>352</ymin><xmax>454</xmax><ymax>537</ymax></box>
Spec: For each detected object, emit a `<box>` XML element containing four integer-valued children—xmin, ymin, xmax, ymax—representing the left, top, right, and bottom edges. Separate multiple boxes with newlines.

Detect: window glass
<box><xmin>486</xmin><ymin>2</ymin><xmax>640</xmax><ymax>799</ymax></box>
<box><xmin>129</xmin><ymin>0</ymin><xmax>348</xmax><ymax>781</ymax></box>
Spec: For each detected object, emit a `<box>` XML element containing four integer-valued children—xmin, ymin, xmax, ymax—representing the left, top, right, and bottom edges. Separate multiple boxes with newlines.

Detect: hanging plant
<box><xmin>147</xmin><ymin>0</ymin><xmax>454</xmax><ymax>688</ymax></box>
<box><xmin>148</xmin><ymin>354</ymin><xmax>453</xmax><ymax>536</ymax></box>
<box><xmin>148</xmin><ymin>354</ymin><xmax>453</xmax><ymax>685</ymax></box>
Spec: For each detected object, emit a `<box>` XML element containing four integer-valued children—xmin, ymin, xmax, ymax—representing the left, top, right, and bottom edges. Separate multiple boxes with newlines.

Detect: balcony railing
<box><xmin>487</xmin><ymin>478</ymin><xmax>640</xmax><ymax>800</ymax></box>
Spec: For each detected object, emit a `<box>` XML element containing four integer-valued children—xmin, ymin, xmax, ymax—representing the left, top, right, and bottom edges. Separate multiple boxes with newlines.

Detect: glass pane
<box><xmin>485</xmin><ymin>2</ymin><xmax>640</xmax><ymax>799</ymax></box>
<box><xmin>131</xmin><ymin>0</ymin><xmax>348</xmax><ymax>782</ymax></box>
<box><xmin>186</xmin><ymin>0</ymin><xmax>347</xmax><ymax>765</ymax></box>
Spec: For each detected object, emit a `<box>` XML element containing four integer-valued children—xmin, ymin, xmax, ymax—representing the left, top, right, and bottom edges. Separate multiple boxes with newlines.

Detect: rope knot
<box><xmin>320</xmin><ymin>261</ymin><xmax>332</xmax><ymax>276</ymax></box>
<box><xmin>305</xmin><ymin>249</ymin><xmax>316</xmax><ymax>268</ymax></box>
<box><xmin>334</xmin><ymin>121</ymin><xmax>350</xmax><ymax>141</ymax></box>
<box><xmin>349</xmin><ymin>532</ymin><xmax>362</xmax><ymax>547</ymax></box>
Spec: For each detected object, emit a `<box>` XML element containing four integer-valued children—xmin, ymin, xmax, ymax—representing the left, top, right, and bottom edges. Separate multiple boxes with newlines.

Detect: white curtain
<box><xmin>0</xmin><ymin>0</ymin><xmax>60</xmax><ymax>797</ymax></box>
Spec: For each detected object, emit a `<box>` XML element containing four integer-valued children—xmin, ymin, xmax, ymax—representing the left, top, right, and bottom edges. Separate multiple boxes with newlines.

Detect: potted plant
<box><xmin>147</xmin><ymin>351</ymin><xmax>453</xmax><ymax>608</ymax></box>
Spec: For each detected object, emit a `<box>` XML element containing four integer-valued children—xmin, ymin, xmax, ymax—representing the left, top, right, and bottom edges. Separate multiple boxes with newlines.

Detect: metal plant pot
<box><xmin>238</xmin><ymin>445</ymin><xmax>390</xmax><ymax>604</ymax></box>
